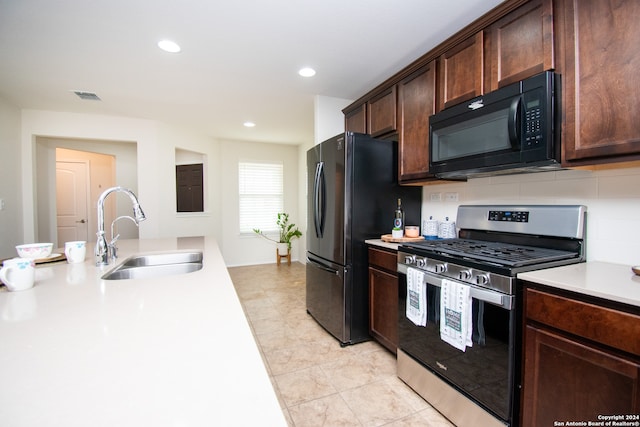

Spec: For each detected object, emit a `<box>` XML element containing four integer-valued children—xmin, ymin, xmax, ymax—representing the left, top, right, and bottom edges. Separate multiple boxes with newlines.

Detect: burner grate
<box><xmin>409</xmin><ymin>239</ymin><xmax>577</xmax><ymax>267</ymax></box>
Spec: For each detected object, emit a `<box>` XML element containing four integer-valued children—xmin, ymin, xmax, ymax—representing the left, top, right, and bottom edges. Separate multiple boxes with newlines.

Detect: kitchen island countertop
<box><xmin>518</xmin><ymin>261</ymin><xmax>640</xmax><ymax>308</ymax></box>
<box><xmin>0</xmin><ymin>237</ymin><xmax>286</xmax><ymax>427</ymax></box>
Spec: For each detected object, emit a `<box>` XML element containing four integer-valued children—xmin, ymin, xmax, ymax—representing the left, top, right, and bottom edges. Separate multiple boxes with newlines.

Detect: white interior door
<box><xmin>56</xmin><ymin>161</ymin><xmax>89</xmax><ymax>248</ymax></box>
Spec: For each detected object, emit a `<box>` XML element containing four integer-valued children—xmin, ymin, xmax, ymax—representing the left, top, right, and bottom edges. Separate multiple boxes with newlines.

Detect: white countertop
<box><xmin>0</xmin><ymin>237</ymin><xmax>286</xmax><ymax>427</ymax></box>
<box><xmin>365</xmin><ymin>239</ymin><xmax>400</xmax><ymax>251</ymax></box>
<box><xmin>518</xmin><ymin>261</ymin><xmax>640</xmax><ymax>308</ymax></box>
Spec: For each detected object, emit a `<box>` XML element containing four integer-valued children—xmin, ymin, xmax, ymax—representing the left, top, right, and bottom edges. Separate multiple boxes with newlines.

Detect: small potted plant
<box><xmin>253</xmin><ymin>212</ymin><xmax>302</xmax><ymax>256</ymax></box>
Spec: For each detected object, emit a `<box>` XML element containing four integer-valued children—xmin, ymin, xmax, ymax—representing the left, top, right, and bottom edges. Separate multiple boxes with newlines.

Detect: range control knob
<box><xmin>433</xmin><ymin>263</ymin><xmax>447</xmax><ymax>273</ymax></box>
<box><xmin>476</xmin><ymin>274</ymin><xmax>490</xmax><ymax>286</ymax></box>
<box><xmin>416</xmin><ymin>258</ymin><xmax>426</xmax><ymax>268</ymax></box>
<box><xmin>404</xmin><ymin>255</ymin><xmax>416</xmax><ymax>265</ymax></box>
<box><xmin>459</xmin><ymin>269</ymin><xmax>472</xmax><ymax>280</ymax></box>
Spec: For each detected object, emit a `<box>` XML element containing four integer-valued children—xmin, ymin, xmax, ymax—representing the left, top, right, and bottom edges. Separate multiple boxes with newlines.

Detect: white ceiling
<box><xmin>0</xmin><ymin>0</ymin><xmax>504</xmax><ymax>145</ymax></box>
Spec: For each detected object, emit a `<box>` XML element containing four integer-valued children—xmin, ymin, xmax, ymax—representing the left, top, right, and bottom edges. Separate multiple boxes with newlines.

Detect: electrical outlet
<box><xmin>445</xmin><ymin>192</ymin><xmax>459</xmax><ymax>202</ymax></box>
<box><xmin>430</xmin><ymin>193</ymin><xmax>442</xmax><ymax>202</ymax></box>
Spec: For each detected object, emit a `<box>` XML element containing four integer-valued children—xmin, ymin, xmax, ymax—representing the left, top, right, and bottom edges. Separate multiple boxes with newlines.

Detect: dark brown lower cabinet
<box><xmin>521</xmin><ymin>287</ymin><xmax>640</xmax><ymax>426</ymax></box>
<box><xmin>368</xmin><ymin>247</ymin><xmax>398</xmax><ymax>353</ymax></box>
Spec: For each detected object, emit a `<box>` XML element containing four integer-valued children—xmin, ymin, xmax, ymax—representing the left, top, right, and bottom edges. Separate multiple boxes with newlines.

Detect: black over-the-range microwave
<box><xmin>429</xmin><ymin>71</ymin><xmax>560</xmax><ymax>180</ymax></box>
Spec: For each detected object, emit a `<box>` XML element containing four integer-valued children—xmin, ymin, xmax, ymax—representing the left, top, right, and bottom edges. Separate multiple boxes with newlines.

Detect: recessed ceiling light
<box><xmin>298</xmin><ymin>67</ymin><xmax>316</xmax><ymax>77</ymax></box>
<box><xmin>243</xmin><ymin>121</ymin><xmax>256</xmax><ymax>128</ymax></box>
<box><xmin>158</xmin><ymin>39</ymin><xmax>181</xmax><ymax>53</ymax></box>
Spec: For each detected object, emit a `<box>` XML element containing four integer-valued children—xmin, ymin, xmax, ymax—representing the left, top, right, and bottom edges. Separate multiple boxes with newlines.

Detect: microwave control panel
<box><xmin>524</xmin><ymin>90</ymin><xmax>544</xmax><ymax>147</ymax></box>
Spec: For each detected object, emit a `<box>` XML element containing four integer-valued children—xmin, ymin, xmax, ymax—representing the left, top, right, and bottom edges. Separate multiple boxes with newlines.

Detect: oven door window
<box><xmin>399</xmin><ymin>278</ymin><xmax>514</xmax><ymax>421</ymax></box>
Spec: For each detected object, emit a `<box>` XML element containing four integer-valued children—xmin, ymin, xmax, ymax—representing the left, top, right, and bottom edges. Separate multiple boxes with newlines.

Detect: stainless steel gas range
<box><xmin>396</xmin><ymin>205</ymin><xmax>587</xmax><ymax>427</ymax></box>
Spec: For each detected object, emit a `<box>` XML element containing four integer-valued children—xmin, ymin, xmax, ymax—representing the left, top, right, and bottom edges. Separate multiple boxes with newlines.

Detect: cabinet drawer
<box><xmin>368</xmin><ymin>247</ymin><xmax>397</xmax><ymax>273</ymax></box>
<box><xmin>525</xmin><ymin>288</ymin><xmax>640</xmax><ymax>356</ymax></box>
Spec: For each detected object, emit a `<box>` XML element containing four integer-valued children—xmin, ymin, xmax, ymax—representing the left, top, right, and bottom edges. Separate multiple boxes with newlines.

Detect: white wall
<box><xmin>219</xmin><ymin>139</ymin><xmax>301</xmax><ymax>267</ymax></box>
<box><xmin>36</xmin><ymin>140</ymin><xmax>138</xmax><ymax>245</ymax></box>
<box><xmin>419</xmin><ymin>166</ymin><xmax>640</xmax><ymax>266</ymax></box>
<box><xmin>13</xmin><ymin>109</ymin><xmax>306</xmax><ymax>266</ymax></box>
<box><xmin>155</xmin><ymin>122</ymin><xmax>222</xmax><ymax>241</ymax></box>
<box><xmin>0</xmin><ymin>98</ymin><xmax>23</xmax><ymax>258</ymax></box>
<box><xmin>19</xmin><ymin>110</ymin><xmax>223</xmax><ymax>249</ymax></box>
<box><xmin>314</xmin><ymin>95</ymin><xmax>352</xmax><ymax>144</ymax></box>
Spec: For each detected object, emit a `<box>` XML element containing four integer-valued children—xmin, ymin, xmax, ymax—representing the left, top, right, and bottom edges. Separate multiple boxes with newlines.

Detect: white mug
<box><xmin>0</xmin><ymin>258</ymin><xmax>36</xmax><ymax>291</ymax></box>
<box><xmin>65</xmin><ymin>241</ymin><xmax>87</xmax><ymax>264</ymax></box>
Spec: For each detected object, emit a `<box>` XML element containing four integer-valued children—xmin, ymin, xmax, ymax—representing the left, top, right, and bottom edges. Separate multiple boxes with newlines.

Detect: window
<box><xmin>238</xmin><ymin>161</ymin><xmax>283</xmax><ymax>234</ymax></box>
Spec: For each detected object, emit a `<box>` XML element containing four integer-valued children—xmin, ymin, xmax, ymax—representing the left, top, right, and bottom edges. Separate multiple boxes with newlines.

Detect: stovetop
<box><xmin>401</xmin><ymin>238</ymin><xmax>578</xmax><ymax>268</ymax></box>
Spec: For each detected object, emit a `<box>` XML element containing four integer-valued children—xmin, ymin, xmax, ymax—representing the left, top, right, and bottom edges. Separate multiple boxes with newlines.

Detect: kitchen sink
<box><xmin>101</xmin><ymin>251</ymin><xmax>203</xmax><ymax>280</ymax></box>
<box><xmin>120</xmin><ymin>251</ymin><xmax>203</xmax><ymax>267</ymax></box>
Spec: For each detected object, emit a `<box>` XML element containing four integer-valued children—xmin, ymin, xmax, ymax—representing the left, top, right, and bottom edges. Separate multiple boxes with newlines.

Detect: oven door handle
<box><xmin>418</xmin><ymin>270</ymin><xmax>514</xmax><ymax>310</ymax></box>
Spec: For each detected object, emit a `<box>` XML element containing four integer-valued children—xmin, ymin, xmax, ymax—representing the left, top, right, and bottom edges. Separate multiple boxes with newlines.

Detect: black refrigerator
<box><xmin>306</xmin><ymin>132</ymin><xmax>421</xmax><ymax>345</ymax></box>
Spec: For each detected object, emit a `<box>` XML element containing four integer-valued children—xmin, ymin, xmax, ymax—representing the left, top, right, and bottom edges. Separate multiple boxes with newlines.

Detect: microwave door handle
<box><xmin>508</xmin><ymin>96</ymin><xmax>522</xmax><ymax>150</ymax></box>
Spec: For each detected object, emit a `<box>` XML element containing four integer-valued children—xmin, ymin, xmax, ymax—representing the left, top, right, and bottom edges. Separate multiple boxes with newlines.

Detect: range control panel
<box><xmin>488</xmin><ymin>210</ymin><xmax>529</xmax><ymax>222</ymax></box>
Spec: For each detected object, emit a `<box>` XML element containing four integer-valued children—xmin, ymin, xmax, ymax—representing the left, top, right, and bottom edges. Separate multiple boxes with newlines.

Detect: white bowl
<box><xmin>405</xmin><ymin>226</ymin><xmax>420</xmax><ymax>238</ymax></box>
<box><xmin>16</xmin><ymin>243</ymin><xmax>53</xmax><ymax>259</ymax></box>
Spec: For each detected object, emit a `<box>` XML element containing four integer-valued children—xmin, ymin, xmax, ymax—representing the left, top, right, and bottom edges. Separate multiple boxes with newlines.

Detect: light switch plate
<box><xmin>445</xmin><ymin>192</ymin><xmax>459</xmax><ymax>202</ymax></box>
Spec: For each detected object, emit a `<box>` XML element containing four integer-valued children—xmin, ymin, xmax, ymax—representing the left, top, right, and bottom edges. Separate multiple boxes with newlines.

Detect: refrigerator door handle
<box><xmin>313</xmin><ymin>161</ymin><xmax>326</xmax><ymax>238</ymax></box>
<box><xmin>306</xmin><ymin>257</ymin><xmax>341</xmax><ymax>276</ymax></box>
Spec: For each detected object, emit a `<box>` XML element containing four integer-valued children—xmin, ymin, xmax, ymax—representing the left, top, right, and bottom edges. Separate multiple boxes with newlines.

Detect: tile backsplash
<box><xmin>421</xmin><ymin>166</ymin><xmax>640</xmax><ymax>266</ymax></box>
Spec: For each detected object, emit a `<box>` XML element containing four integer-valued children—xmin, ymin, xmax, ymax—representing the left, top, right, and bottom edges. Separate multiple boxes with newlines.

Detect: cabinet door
<box><xmin>369</xmin><ymin>266</ymin><xmax>398</xmax><ymax>353</ymax></box>
<box><xmin>397</xmin><ymin>62</ymin><xmax>437</xmax><ymax>183</ymax></box>
<box><xmin>344</xmin><ymin>103</ymin><xmax>367</xmax><ymax>134</ymax></box>
<box><xmin>556</xmin><ymin>0</ymin><xmax>640</xmax><ymax>164</ymax></box>
<box><xmin>521</xmin><ymin>325</ymin><xmax>640</xmax><ymax>426</ymax></box>
<box><xmin>485</xmin><ymin>0</ymin><xmax>554</xmax><ymax>91</ymax></box>
<box><xmin>176</xmin><ymin>163</ymin><xmax>204</xmax><ymax>212</ymax></box>
<box><xmin>438</xmin><ymin>32</ymin><xmax>484</xmax><ymax>111</ymax></box>
<box><xmin>367</xmin><ymin>86</ymin><xmax>397</xmax><ymax>137</ymax></box>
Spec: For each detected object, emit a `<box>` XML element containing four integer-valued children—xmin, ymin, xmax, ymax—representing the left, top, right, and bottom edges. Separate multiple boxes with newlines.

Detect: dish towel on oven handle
<box><xmin>440</xmin><ymin>279</ymin><xmax>473</xmax><ymax>351</ymax></box>
<box><xmin>406</xmin><ymin>267</ymin><xmax>427</xmax><ymax>327</ymax></box>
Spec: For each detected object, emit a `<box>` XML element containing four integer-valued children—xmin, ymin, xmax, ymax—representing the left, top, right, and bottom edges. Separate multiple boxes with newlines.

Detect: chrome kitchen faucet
<box><xmin>95</xmin><ymin>186</ymin><xmax>146</xmax><ymax>266</ymax></box>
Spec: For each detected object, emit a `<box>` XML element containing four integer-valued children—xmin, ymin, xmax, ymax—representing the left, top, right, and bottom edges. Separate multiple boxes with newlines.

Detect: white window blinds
<box><xmin>238</xmin><ymin>161</ymin><xmax>284</xmax><ymax>234</ymax></box>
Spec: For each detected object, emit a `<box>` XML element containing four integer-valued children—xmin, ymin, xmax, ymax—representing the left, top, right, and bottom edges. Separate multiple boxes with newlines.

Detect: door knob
<box><xmin>76</xmin><ymin>219</ymin><xmax>86</xmax><ymax>223</ymax></box>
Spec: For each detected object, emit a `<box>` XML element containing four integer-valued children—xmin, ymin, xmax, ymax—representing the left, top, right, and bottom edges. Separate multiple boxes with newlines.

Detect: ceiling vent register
<box><xmin>72</xmin><ymin>90</ymin><xmax>101</xmax><ymax>101</ymax></box>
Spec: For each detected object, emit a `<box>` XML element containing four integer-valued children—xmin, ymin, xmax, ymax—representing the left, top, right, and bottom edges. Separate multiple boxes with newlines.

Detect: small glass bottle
<box><xmin>393</xmin><ymin>198</ymin><xmax>404</xmax><ymax>232</ymax></box>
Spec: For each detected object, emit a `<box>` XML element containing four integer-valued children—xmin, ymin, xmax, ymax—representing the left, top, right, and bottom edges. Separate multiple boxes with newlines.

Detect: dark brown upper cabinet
<box><xmin>367</xmin><ymin>85</ymin><xmax>397</xmax><ymax>137</ymax></box>
<box><xmin>438</xmin><ymin>32</ymin><xmax>484</xmax><ymax>112</ymax></box>
<box><xmin>555</xmin><ymin>0</ymin><xmax>640</xmax><ymax>165</ymax></box>
<box><xmin>343</xmin><ymin>0</ymin><xmax>640</xmax><ymax>181</ymax></box>
<box><xmin>344</xmin><ymin>102</ymin><xmax>367</xmax><ymax>134</ymax></box>
<box><xmin>397</xmin><ymin>61</ymin><xmax>437</xmax><ymax>183</ymax></box>
<box><xmin>484</xmin><ymin>0</ymin><xmax>554</xmax><ymax>91</ymax></box>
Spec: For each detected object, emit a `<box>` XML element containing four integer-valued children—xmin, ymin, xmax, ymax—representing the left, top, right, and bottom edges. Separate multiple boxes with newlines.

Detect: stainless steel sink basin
<box><xmin>101</xmin><ymin>251</ymin><xmax>203</xmax><ymax>280</ymax></box>
<box><xmin>120</xmin><ymin>251</ymin><xmax>203</xmax><ymax>268</ymax></box>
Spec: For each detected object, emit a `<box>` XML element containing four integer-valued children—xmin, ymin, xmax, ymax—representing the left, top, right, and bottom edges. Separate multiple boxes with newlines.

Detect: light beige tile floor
<box><xmin>228</xmin><ymin>262</ymin><xmax>455</xmax><ymax>427</ymax></box>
